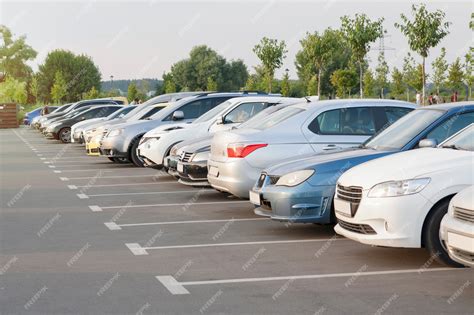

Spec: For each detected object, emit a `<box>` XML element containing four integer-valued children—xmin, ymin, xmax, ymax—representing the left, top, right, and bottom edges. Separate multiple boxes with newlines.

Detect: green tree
<box><xmin>340</xmin><ymin>14</ymin><xmax>384</xmax><ymax>98</ymax></box>
<box><xmin>207</xmin><ymin>77</ymin><xmax>218</xmax><ymax>91</ymax></box>
<box><xmin>402</xmin><ymin>53</ymin><xmax>423</xmax><ymax>100</ymax></box>
<box><xmin>244</xmin><ymin>75</ymin><xmax>258</xmax><ymax>91</ymax></box>
<box><xmin>431</xmin><ymin>47</ymin><xmax>448</xmax><ymax>94</ymax></box>
<box><xmin>127</xmin><ymin>82</ymin><xmax>138</xmax><ymax>101</ymax></box>
<box><xmin>390</xmin><ymin>67</ymin><xmax>405</xmax><ymax>98</ymax></box>
<box><xmin>395</xmin><ymin>4</ymin><xmax>450</xmax><ymax>104</ymax></box>
<box><xmin>29</xmin><ymin>75</ymin><xmax>39</xmax><ymax>103</ymax></box>
<box><xmin>165</xmin><ymin>79</ymin><xmax>176</xmax><ymax>93</ymax></box>
<box><xmin>0</xmin><ymin>25</ymin><xmax>37</xmax><ymax>81</ymax></box>
<box><xmin>330</xmin><ymin>69</ymin><xmax>357</xmax><ymax>98</ymax></box>
<box><xmin>82</xmin><ymin>86</ymin><xmax>99</xmax><ymax>100</ymax></box>
<box><xmin>307</xmin><ymin>75</ymin><xmax>317</xmax><ymax>96</ymax></box>
<box><xmin>253</xmin><ymin>37</ymin><xmax>287</xmax><ymax>92</ymax></box>
<box><xmin>447</xmin><ymin>58</ymin><xmax>464</xmax><ymax>92</ymax></box>
<box><xmin>363</xmin><ymin>69</ymin><xmax>376</xmax><ymax>97</ymax></box>
<box><xmin>280</xmin><ymin>70</ymin><xmax>290</xmax><ymax>96</ymax></box>
<box><xmin>0</xmin><ymin>76</ymin><xmax>27</xmax><ymax>103</ymax></box>
<box><xmin>50</xmin><ymin>71</ymin><xmax>67</xmax><ymax>104</ymax></box>
<box><xmin>299</xmin><ymin>29</ymin><xmax>343</xmax><ymax>97</ymax></box>
<box><xmin>464</xmin><ymin>50</ymin><xmax>473</xmax><ymax>100</ymax></box>
<box><xmin>375</xmin><ymin>51</ymin><xmax>389</xmax><ymax>98</ymax></box>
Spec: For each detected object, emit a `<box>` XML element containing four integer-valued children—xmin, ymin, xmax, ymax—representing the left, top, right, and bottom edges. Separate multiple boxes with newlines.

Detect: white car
<box><xmin>208</xmin><ymin>99</ymin><xmax>416</xmax><ymax>198</ymax></box>
<box><xmin>440</xmin><ymin>186</ymin><xmax>474</xmax><ymax>267</ymax></box>
<box><xmin>334</xmin><ymin>124</ymin><xmax>474</xmax><ymax>266</ymax></box>
<box><xmin>137</xmin><ymin>96</ymin><xmax>300</xmax><ymax>168</ymax></box>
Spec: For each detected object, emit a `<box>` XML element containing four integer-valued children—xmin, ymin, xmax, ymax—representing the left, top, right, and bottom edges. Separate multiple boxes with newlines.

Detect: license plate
<box><xmin>249</xmin><ymin>190</ymin><xmax>261</xmax><ymax>205</ymax></box>
<box><xmin>334</xmin><ymin>198</ymin><xmax>352</xmax><ymax>217</ymax></box>
<box><xmin>208</xmin><ymin>165</ymin><xmax>219</xmax><ymax>177</ymax></box>
<box><xmin>177</xmin><ymin>162</ymin><xmax>184</xmax><ymax>173</ymax></box>
<box><xmin>448</xmin><ymin>232</ymin><xmax>474</xmax><ymax>252</ymax></box>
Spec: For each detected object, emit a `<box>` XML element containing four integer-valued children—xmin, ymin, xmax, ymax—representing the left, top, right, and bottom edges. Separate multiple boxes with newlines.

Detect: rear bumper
<box><xmin>177</xmin><ymin>160</ymin><xmax>209</xmax><ymax>186</ymax></box>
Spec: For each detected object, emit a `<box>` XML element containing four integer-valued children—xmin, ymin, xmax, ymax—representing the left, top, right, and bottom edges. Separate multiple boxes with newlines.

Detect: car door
<box><xmin>303</xmin><ymin>106</ymin><xmax>377</xmax><ymax>153</ymax></box>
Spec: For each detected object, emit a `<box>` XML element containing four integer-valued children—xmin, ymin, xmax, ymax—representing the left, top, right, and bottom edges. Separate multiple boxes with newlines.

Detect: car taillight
<box><xmin>227</xmin><ymin>143</ymin><xmax>267</xmax><ymax>158</ymax></box>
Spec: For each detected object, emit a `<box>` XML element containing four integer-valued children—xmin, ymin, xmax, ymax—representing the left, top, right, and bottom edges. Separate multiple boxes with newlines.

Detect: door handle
<box><xmin>322</xmin><ymin>144</ymin><xmax>341</xmax><ymax>151</ymax></box>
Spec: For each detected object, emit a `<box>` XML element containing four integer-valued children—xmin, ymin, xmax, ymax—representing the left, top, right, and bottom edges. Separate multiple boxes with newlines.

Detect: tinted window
<box><xmin>141</xmin><ymin>106</ymin><xmax>165</xmax><ymax>119</ymax></box>
<box><xmin>425</xmin><ymin>111</ymin><xmax>474</xmax><ymax>144</ymax></box>
<box><xmin>440</xmin><ymin>125</ymin><xmax>473</xmax><ymax>151</ymax></box>
<box><xmin>385</xmin><ymin>107</ymin><xmax>412</xmax><ymax>124</ymax></box>
<box><xmin>251</xmin><ymin>106</ymin><xmax>305</xmax><ymax>130</ymax></box>
<box><xmin>224</xmin><ymin>102</ymin><xmax>267</xmax><ymax>123</ymax></box>
<box><xmin>309</xmin><ymin>107</ymin><xmax>375</xmax><ymax>135</ymax></box>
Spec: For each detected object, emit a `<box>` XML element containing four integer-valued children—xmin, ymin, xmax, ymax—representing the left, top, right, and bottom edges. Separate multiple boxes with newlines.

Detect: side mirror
<box><xmin>172</xmin><ymin>110</ymin><xmax>184</xmax><ymax>121</ymax></box>
<box><xmin>216</xmin><ymin>115</ymin><xmax>225</xmax><ymax>125</ymax></box>
<box><xmin>419</xmin><ymin>138</ymin><xmax>437</xmax><ymax>148</ymax></box>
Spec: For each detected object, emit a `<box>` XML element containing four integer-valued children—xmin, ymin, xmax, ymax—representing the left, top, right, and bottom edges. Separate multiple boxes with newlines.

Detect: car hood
<box><xmin>180</xmin><ymin>136</ymin><xmax>213</xmax><ymax>153</ymax></box>
<box><xmin>108</xmin><ymin>119</ymin><xmax>175</xmax><ymax>134</ymax></box>
<box><xmin>144</xmin><ymin>122</ymin><xmax>191</xmax><ymax>137</ymax></box>
<box><xmin>73</xmin><ymin>118</ymin><xmax>104</xmax><ymax>129</ymax></box>
<box><xmin>338</xmin><ymin>148</ymin><xmax>474</xmax><ymax>189</ymax></box>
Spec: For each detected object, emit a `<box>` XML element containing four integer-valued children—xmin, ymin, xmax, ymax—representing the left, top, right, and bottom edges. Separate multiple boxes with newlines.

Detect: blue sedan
<box><xmin>251</xmin><ymin>103</ymin><xmax>474</xmax><ymax>224</ymax></box>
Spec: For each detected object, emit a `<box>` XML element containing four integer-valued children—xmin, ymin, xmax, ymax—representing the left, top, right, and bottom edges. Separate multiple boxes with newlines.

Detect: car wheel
<box><xmin>129</xmin><ymin>137</ymin><xmax>145</xmax><ymax>167</ymax></box>
<box><xmin>58</xmin><ymin>127</ymin><xmax>71</xmax><ymax>143</ymax></box>
<box><xmin>423</xmin><ymin>199</ymin><xmax>464</xmax><ymax>268</ymax></box>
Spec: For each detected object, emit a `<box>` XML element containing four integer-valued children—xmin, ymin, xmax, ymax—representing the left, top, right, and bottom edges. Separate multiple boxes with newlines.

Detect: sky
<box><xmin>1</xmin><ymin>0</ymin><xmax>472</xmax><ymax>81</ymax></box>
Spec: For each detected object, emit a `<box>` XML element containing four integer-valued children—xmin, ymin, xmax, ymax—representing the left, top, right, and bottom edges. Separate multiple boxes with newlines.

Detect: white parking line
<box><xmin>69</xmin><ymin>181</ymin><xmax>178</xmax><ymax>189</ymax></box>
<box><xmin>67</xmin><ymin>174</ymin><xmax>165</xmax><ymax>180</ymax></box>
<box><xmin>67</xmin><ymin>185</ymin><xmax>78</xmax><ymax>190</ymax></box>
<box><xmin>84</xmin><ymin>189</ymin><xmax>214</xmax><ymax>198</ymax></box>
<box><xmin>89</xmin><ymin>200</ymin><xmax>248</xmax><ymax>212</ymax></box>
<box><xmin>126</xmin><ymin>238</ymin><xmax>345</xmax><ymax>255</ymax></box>
<box><xmin>156</xmin><ymin>267</ymin><xmax>462</xmax><ymax>295</ymax></box>
<box><xmin>77</xmin><ymin>193</ymin><xmax>89</xmax><ymax>199</ymax></box>
<box><xmin>104</xmin><ymin>218</ymin><xmax>266</xmax><ymax>230</ymax></box>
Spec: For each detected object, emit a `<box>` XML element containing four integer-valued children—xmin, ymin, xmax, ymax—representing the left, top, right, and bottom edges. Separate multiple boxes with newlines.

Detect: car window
<box><xmin>193</xmin><ymin>100</ymin><xmax>232</xmax><ymax>123</ymax></box>
<box><xmin>250</xmin><ymin>106</ymin><xmax>305</xmax><ymax>130</ymax></box>
<box><xmin>224</xmin><ymin>102</ymin><xmax>267</xmax><ymax>123</ymax></box>
<box><xmin>440</xmin><ymin>124</ymin><xmax>474</xmax><ymax>151</ymax></box>
<box><xmin>140</xmin><ymin>106</ymin><xmax>165</xmax><ymax>119</ymax></box>
<box><xmin>385</xmin><ymin>107</ymin><xmax>413</xmax><ymax>124</ymax></box>
<box><xmin>309</xmin><ymin>107</ymin><xmax>375</xmax><ymax>135</ymax></box>
<box><xmin>425</xmin><ymin>111</ymin><xmax>474</xmax><ymax>144</ymax></box>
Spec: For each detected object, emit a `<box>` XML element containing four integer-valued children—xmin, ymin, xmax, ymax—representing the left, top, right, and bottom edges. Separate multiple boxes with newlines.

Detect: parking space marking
<box><xmin>66</xmin><ymin>174</ymin><xmax>165</xmax><ymax>180</ymax></box>
<box><xmin>90</xmin><ymin>200</ymin><xmax>248</xmax><ymax>211</ymax></box>
<box><xmin>60</xmin><ymin>177</ymin><xmax>69</xmax><ymax>181</ymax></box>
<box><xmin>48</xmin><ymin>165</ymin><xmax>56</xmax><ymax>168</ymax></box>
<box><xmin>125</xmin><ymin>243</ymin><xmax>148</xmax><ymax>255</ymax></box>
<box><xmin>104</xmin><ymin>218</ymin><xmax>266</xmax><ymax>230</ymax></box>
<box><xmin>84</xmin><ymin>189</ymin><xmax>214</xmax><ymax>198</ymax></box>
<box><xmin>127</xmin><ymin>238</ymin><xmax>345</xmax><ymax>254</ymax></box>
<box><xmin>156</xmin><ymin>267</ymin><xmax>462</xmax><ymax>295</ymax></box>
<box><xmin>71</xmin><ymin>181</ymin><xmax>178</xmax><ymax>188</ymax></box>
<box><xmin>77</xmin><ymin>193</ymin><xmax>89</xmax><ymax>199</ymax></box>
<box><xmin>67</xmin><ymin>185</ymin><xmax>78</xmax><ymax>190</ymax></box>
<box><xmin>53</xmin><ymin>170</ymin><xmax>62</xmax><ymax>173</ymax></box>
<box><xmin>89</xmin><ymin>205</ymin><xmax>103</xmax><ymax>212</ymax></box>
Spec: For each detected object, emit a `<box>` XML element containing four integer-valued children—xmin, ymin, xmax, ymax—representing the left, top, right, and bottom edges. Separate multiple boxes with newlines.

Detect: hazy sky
<box><xmin>1</xmin><ymin>0</ymin><xmax>472</xmax><ymax>81</ymax></box>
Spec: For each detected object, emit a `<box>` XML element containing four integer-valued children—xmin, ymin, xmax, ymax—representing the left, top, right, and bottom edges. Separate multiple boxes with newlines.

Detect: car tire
<box><xmin>423</xmin><ymin>199</ymin><xmax>464</xmax><ymax>268</ymax></box>
<box><xmin>113</xmin><ymin>157</ymin><xmax>130</xmax><ymax>164</ymax></box>
<box><xmin>129</xmin><ymin>137</ymin><xmax>145</xmax><ymax>167</ymax></box>
<box><xmin>58</xmin><ymin>127</ymin><xmax>71</xmax><ymax>143</ymax></box>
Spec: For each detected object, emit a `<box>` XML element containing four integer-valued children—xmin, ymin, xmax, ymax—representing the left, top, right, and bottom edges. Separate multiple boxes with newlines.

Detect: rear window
<box><xmin>245</xmin><ymin>106</ymin><xmax>305</xmax><ymax>130</ymax></box>
<box><xmin>309</xmin><ymin>107</ymin><xmax>376</xmax><ymax>135</ymax></box>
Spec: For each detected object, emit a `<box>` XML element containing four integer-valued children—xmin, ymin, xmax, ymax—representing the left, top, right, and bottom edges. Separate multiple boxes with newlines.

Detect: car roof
<box><xmin>416</xmin><ymin>102</ymin><xmax>474</xmax><ymax>111</ymax></box>
<box><xmin>225</xmin><ymin>96</ymin><xmax>300</xmax><ymax>104</ymax></box>
<box><xmin>292</xmin><ymin>99</ymin><xmax>416</xmax><ymax>112</ymax></box>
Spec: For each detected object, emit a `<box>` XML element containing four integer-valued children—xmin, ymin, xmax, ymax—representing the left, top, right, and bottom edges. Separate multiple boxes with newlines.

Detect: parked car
<box><xmin>138</xmin><ymin>96</ymin><xmax>299</xmax><ymax>169</ymax></box>
<box><xmin>208</xmin><ymin>99</ymin><xmax>416</xmax><ymax>198</ymax></box>
<box><xmin>334</xmin><ymin>124</ymin><xmax>474</xmax><ymax>267</ymax></box>
<box><xmin>251</xmin><ymin>103</ymin><xmax>474</xmax><ymax>224</ymax></box>
<box><xmin>35</xmin><ymin>103</ymin><xmax>74</xmax><ymax>129</ymax></box>
<box><xmin>30</xmin><ymin>106</ymin><xmax>59</xmax><ymax>127</ymax></box>
<box><xmin>101</xmin><ymin>92</ymin><xmax>268</xmax><ymax>167</ymax></box>
<box><xmin>24</xmin><ymin>106</ymin><xmax>58</xmax><ymax>125</ymax></box>
<box><xmin>45</xmin><ymin>105</ymin><xmax>123</xmax><ymax>143</ymax></box>
<box><xmin>71</xmin><ymin>105</ymin><xmax>137</xmax><ymax>143</ymax></box>
<box><xmin>440</xmin><ymin>185</ymin><xmax>474</xmax><ymax>267</ymax></box>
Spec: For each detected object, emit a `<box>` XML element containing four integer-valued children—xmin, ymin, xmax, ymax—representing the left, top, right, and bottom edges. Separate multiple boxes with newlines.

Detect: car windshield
<box><xmin>193</xmin><ymin>100</ymin><xmax>232</xmax><ymax>123</ymax></box>
<box><xmin>107</xmin><ymin>106</ymin><xmax>134</xmax><ymax>119</ymax></box>
<box><xmin>363</xmin><ymin>109</ymin><xmax>446</xmax><ymax>150</ymax></box>
<box><xmin>440</xmin><ymin>124</ymin><xmax>474</xmax><ymax>151</ymax></box>
<box><xmin>64</xmin><ymin>108</ymin><xmax>88</xmax><ymax>118</ymax></box>
<box><xmin>244</xmin><ymin>106</ymin><xmax>305</xmax><ymax>130</ymax></box>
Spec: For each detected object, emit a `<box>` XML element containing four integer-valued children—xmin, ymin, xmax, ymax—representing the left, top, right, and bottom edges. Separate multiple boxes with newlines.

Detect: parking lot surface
<box><xmin>1</xmin><ymin>127</ymin><xmax>472</xmax><ymax>314</ymax></box>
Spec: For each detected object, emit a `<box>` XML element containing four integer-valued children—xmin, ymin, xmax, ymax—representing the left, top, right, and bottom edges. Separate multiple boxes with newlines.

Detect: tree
<box><xmin>402</xmin><ymin>53</ymin><xmax>423</xmax><ymax>100</ymax></box>
<box><xmin>0</xmin><ymin>25</ymin><xmax>37</xmax><ymax>81</ymax></box>
<box><xmin>253</xmin><ymin>37</ymin><xmax>287</xmax><ymax>92</ymax></box>
<box><xmin>82</xmin><ymin>86</ymin><xmax>99</xmax><ymax>100</ymax></box>
<box><xmin>431</xmin><ymin>47</ymin><xmax>448</xmax><ymax>94</ymax></box>
<box><xmin>330</xmin><ymin>69</ymin><xmax>357</xmax><ymax>98</ymax></box>
<box><xmin>50</xmin><ymin>71</ymin><xmax>67</xmax><ymax>104</ymax></box>
<box><xmin>127</xmin><ymin>82</ymin><xmax>138</xmax><ymax>101</ymax></box>
<box><xmin>165</xmin><ymin>79</ymin><xmax>176</xmax><ymax>93</ymax></box>
<box><xmin>447</xmin><ymin>58</ymin><xmax>464</xmax><ymax>93</ymax></box>
<box><xmin>395</xmin><ymin>4</ymin><xmax>451</xmax><ymax>104</ymax></box>
<box><xmin>391</xmin><ymin>67</ymin><xmax>405</xmax><ymax>98</ymax></box>
<box><xmin>207</xmin><ymin>77</ymin><xmax>218</xmax><ymax>91</ymax></box>
<box><xmin>375</xmin><ymin>51</ymin><xmax>389</xmax><ymax>98</ymax></box>
<box><xmin>464</xmin><ymin>50</ymin><xmax>473</xmax><ymax>100</ymax></box>
<box><xmin>0</xmin><ymin>76</ymin><xmax>27</xmax><ymax>103</ymax></box>
<box><xmin>299</xmin><ymin>29</ymin><xmax>343</xmax><ymax>97</ymax></box>
<box><xmin>280</xmin><ymin>70</ymin><xmax>290</xmax><ymax>96</ymax></box>
<box><xmin>29</xmin><ymin>75</ymin><xmax>39</xmax><ymax>103</ymax></box>
<box><xmin>340</xmin><ymin>14</ymin><xmax>384</xmax><ymax>98</ymax></box>
<box><xmin>307</xmin><ymin>75</ymin><xmax>317</xmax><ymax>96</ymax></box>
<box><xmin>244</xmin><ymin>75</ymin><xmax>258</xmax><ymax>91</ymax></box>
<box><xmin>363</xmin><ymin>69</ymin><xmax>376</xmax><ymax>97</ymax></box>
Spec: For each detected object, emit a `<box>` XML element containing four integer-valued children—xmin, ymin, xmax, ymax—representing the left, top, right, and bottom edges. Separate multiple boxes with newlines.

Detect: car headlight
<box><xmin>191</xmin><ymin>151</ymin><xmax>210</xmax><ymax>162</ymax></box>
<box><xmin>275</xmin><ymin>170</ymin><xmax>315</xmax><ymax>187</ymax></box>
<box><xmin>107</xmin><ymin>128</ymin><xmax>123</xmax><ymax>137</ymax></box>
<box><xmin>368</xmin><ymin>178</ymin><xmax>430</xmax><ymax>198</ymax></box>
<box><xmin>170</xmin><ymin>145</ymin><xmax>179</xmax><ymax>156</ymax></box>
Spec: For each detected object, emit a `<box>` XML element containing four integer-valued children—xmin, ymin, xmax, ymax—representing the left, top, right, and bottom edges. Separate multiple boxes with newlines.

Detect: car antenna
<box><xmin>304</xmin><ymin>96</ymin><xmax>311</xmax><ymax>103</ymax></box>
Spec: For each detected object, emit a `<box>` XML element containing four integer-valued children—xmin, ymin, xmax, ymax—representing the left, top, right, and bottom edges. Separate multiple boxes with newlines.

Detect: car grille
<box><xmin>338</xmin><ymin>219</ymin><xmax>376</xmax><ymax>235</ymax></box>
<box><xmin>450</xmin><ymin>248</ymin><xmax>474</xmax><ymax>264</ymax></box>
<box><xmin>337</xmin><ymin>184</ymin><xmax>363</xmax><ymax>203</ymax></box>
<box><xmin>268</xmin><ymin>175</ymin><xmax>280</xmax><ymax>185</ymax></box>
<box><xmin>179</xmin><ymin>152</ymin><xmax>193</xmax><ymax>163</ymax></box>
<box><xmin>453</xmin><ymin>206</ymin><xmax>474</xmax><ymax>223</ymax></box>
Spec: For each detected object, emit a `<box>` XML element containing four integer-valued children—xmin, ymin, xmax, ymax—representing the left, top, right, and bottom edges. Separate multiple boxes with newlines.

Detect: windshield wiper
<box><xmin>441</xmin><ymin>144</ymin><xmax>461</xmax><ymax>150</ymax></box>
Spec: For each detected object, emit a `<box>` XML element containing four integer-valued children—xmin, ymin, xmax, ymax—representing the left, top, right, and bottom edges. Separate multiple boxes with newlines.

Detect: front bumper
<box><xmin>440</xmin><ymin>214</ymin><xmax>474</xmax><ymax>267</ymax></box>
<box><xmin>177</xmin><ymin>160</ymin><xmax>210</xmax><ymax>187</ymax></box>
<box><xmin>252</xmin><ymin>182</ymin><xmax>334</xmax><ymax>224</ymax></box>
<box><xmin>137</xmin><ymin>137</ymin><xmax>161</xmax><ymax>166</ymax></box>
<box><xmin>100</xmin><ymin>136</ymin><xmax>128</xmax><ymax>158</ymax></box>
<box><xmin>334</xmin><ymin>193</ymin><xmax>433</xmax><ymax>248</ymax></box>
<box><xmin>45</xmin><ymin>130</ymin><xmax>59</xmax><ymax>140</ymax></box>
<box><xmin>207</xmin><ymin>158</ymin><xmax>260</xmax><ymax>198</ymax></box>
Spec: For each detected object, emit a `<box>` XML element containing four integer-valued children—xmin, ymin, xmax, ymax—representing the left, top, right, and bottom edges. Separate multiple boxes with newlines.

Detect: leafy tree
<box><xmin>82</xmin><ymin>86</ymin><xmax>99</xmax><ymax>100</ymax></box>
<box><xmin>447</xmin><ymin>58</ymin><xmax>464</xmax><ymax>92</ymax></box>
<box><xmin>244</xmin><ymin>75</ymin><xmax>258</xmax><ymax>91</ymax></box>
<box><xmin>402</xmin><ymin>53</ymin><xmax>423</xmax><ymax>100</ymax></box>
<box><xmin>395</xmin><ymin>4</ymin><xmax>450</xmax><ymax>104</ymax></box>
<box><xmin>127</xmin><ymin>82</ymin><xmax>138</xmax><ymax>101</ymax></box>
<box><xmin>330</xmin><ymin>69</ymin><xmax>357</xmax><ymax>98</ymax></box>
<box><xmin>280</xmin><ymin>71</ymin><xmax>290</xmax><ymax>96</ymax></box>
<box><xmin>29</xmin><ymin>75</ymin><xmax>39</xmax><ymax>103</ymax></box>
<box><xmin>50</xmin><ymin>71</ymin><xmax>67</xmax><ymax>104</ymax></box>
<box><xmin>464</xmin><ymin>50</ymin><xmax>473</xmax><ymax>100</ymax></box>
<box><xmin>340</xmin><ymin>14</ymin><xmax>384</xmax><ymax>97</ymax></box>
<box><xmin>165</xmin><ymin>79</ymin><xmax>176</xmax><ymax>93</ymax></box>
<box><xmin>307</xmin><ymin>75</ymin><xmax>317</xmax><ymax>96</ymax></box>
<box><xmin>431</xmin><ymin>47</ymin><xmax>448</xmax><ymax>94</ymax></box>
<box><xmin>253</xmin><ymin>37</ymin><xmax>287</xmax><ymax>92</ymax></box>
<box><xmin>0</xmin><ymin>76</ymin><xmax>27</xmax><ymax>103</ymax></box>
<box><xmin>375</xmin><ymin>51</ymin><xmax>389</xmax><ymax>98</ymax></box>
<box><xmin>363</xmin><ymin>69</ymin><xmax>375</xmax><ymax>97</ymax></box>
<box><xmin>207</xmin><ymin>77</ymin><xmax>218</xmax><ymax>91</ymax></box>
<box><xmin>0</xmin><ymin>25</ymin><xmax>37</xmax><ymax>81</ymax></box>
<box><xmin>390</xmin><ymin>67</ymin><xmax>405</xmax><ymax>98</ymax></box>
